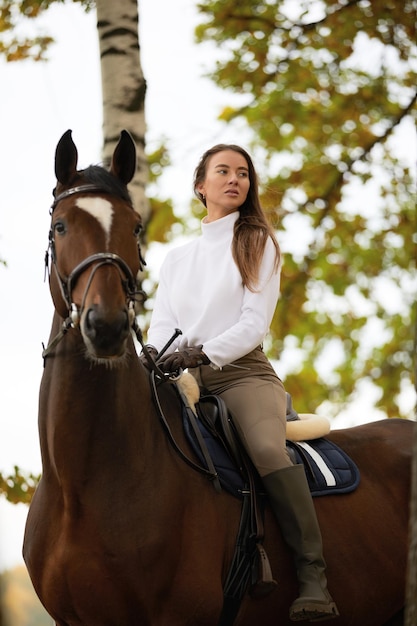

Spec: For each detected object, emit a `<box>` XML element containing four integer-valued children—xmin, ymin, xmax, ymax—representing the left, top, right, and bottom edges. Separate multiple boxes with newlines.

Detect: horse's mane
<box><xmin>82</xmin><ymin>165</ymin><xmax>133</xmax><ymax>205</ymax></box>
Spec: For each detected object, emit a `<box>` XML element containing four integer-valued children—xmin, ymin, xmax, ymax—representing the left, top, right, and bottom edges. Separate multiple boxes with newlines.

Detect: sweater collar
<box><xmin>201</xmin><ymin>211</ymin><xmax>239</xmax><ymax>240</ymax></box>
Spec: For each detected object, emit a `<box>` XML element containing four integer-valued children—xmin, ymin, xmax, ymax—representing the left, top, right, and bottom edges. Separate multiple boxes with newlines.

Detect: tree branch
<box><xmin>280</xmin><ymin>89</ymin><xmax>417</xmax><ymax>300</ymax></box>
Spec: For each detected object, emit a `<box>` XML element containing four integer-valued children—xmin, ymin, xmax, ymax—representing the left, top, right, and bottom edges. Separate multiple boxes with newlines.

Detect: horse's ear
<box><xmin>110</xmin><ymin>130</ymin><xmax>137</xmax><ymax>185</ymax></box>
<box><xmin>55</xmin><ymin>130</ymin><xmax>78</xmax><ymax>185</ymax></box>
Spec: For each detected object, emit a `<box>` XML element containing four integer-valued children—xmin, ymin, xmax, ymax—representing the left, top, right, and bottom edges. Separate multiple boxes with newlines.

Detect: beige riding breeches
<box><xmin>191</xmin><ymin>347</ymin><xmax>292</xmax><ymax>476</ymax></box>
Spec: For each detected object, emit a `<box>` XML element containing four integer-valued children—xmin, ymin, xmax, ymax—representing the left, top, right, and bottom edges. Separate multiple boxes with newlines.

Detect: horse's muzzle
<box><xmin>82</xmin><ymin>305</ymin><xmax>131</xmax><ymax>358</ymax></box>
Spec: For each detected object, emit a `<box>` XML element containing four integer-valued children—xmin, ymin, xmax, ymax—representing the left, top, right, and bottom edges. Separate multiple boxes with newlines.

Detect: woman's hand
<box><xmin>157</xmin><ymin>346</ymin><xmax>210</xmax><ymax>372</ymax></box>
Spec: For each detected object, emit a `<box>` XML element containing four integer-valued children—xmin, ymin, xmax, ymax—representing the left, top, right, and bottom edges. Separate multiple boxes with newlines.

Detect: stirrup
<box><xmin>249</xmin><ymin>544</ymin><xmax>277</xmax><ymax>599</ymax></box>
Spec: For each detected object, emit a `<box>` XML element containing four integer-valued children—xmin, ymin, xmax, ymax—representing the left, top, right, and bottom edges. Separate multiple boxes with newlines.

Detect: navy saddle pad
<box><xmin>183</xmin><ymin>408</ymin><xmax>360</xmax><ymax>499</ymax></box>
<box><xmin>286</xmin><ymin>438</ymin><xmax>360</xmax><ymax>496</ymax></box>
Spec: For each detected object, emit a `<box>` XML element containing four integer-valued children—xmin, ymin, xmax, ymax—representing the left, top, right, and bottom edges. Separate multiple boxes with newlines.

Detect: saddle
<box><xmin>184</xmin><ymin>393</ymin><xmax>360</xmax><ymax>499</ymax></box>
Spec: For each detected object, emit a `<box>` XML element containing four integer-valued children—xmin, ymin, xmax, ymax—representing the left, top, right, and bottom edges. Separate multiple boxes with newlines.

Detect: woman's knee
<box><xmin>251</xmin><ymin>442</ymin><xmax>292</xmax><ymax>475</ymax></box>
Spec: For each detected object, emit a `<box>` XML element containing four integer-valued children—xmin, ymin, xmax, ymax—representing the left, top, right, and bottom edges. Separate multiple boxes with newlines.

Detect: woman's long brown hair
<box><xmin>193</xmin><ymin>144</ymin><xmax>280</xmax><ymax>291</ymax></box>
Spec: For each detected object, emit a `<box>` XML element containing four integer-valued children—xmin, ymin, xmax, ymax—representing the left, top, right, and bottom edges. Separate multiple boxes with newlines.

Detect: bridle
<box><xmin>43</xmin><ymin>184</ymin><xmax>147</xmax><ymax>359</ymax></box>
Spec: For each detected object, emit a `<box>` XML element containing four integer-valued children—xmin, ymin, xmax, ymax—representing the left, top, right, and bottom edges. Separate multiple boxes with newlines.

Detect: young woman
<box><xmin>144</xmin><ymin>144</ymin><xmax>339</xmax><ymax>622</ymax></box>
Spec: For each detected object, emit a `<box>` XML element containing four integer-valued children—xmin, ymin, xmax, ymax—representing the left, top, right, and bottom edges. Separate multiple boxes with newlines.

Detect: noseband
<box><xmin>49</xmin><ymin>249</ymin><xmax>139</xmax><ymax>324</ymax></box>
<box><xmin>43</xmin><ymin>184</ymin><xmax>146</xmax><ymax>359</ymax></box>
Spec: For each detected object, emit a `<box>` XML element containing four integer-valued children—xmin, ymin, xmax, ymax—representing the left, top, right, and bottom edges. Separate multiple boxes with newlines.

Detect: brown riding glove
<box><xmin>157</xmin><ymin>345</ymin><xmax>210</xmax><ymax>372</ymax></box>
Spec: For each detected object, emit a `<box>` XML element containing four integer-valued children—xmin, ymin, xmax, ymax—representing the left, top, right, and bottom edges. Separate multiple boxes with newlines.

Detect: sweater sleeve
<box><xmin>203</xmin><ymin>238</ymin><xmax>281</xmax><ymax>368</ymax></box>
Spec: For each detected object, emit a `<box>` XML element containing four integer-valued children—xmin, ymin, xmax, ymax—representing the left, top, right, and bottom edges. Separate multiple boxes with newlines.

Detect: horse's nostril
<box><xmin>86</xmin><ymin>308</ymin><xmax>96</xmax><ymax>332</ymax></box>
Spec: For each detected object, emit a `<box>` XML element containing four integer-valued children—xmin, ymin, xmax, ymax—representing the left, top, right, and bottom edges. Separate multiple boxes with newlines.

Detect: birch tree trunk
<box><xmin>96</xmin><ymin>0</ymin><xmax>149</xmax><ymax>223</ymax></box>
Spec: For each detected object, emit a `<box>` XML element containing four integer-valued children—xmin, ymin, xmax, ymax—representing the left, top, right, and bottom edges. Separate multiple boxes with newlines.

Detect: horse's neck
<box><xmin>39</xmin><ymin>314</ymin><xmax>157</xmax><ymax>486</ymax></box>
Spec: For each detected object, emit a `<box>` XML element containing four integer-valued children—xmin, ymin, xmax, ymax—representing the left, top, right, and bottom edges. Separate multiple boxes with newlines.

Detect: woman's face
<box><xmin>197</xmin><ymin>149</ymin><xmax>250</xmax><ymax>220</ymax></box>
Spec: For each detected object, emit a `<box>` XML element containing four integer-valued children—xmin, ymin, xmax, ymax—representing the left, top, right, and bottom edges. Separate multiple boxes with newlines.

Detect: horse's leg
<box><xmin>383</xmin><ymin>609</ymin><xmax>404</xmax><ymax>626</ymax></box>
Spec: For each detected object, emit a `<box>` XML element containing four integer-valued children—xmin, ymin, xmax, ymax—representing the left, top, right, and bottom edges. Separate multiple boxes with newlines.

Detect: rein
<box><xmin>149</xmin><ymin>370</ymin><xmax>221</xmax><ymax>490</ymax></box>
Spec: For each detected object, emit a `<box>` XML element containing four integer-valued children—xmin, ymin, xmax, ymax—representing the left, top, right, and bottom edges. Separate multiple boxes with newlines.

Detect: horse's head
<box><xmin>47</xmin><ymin>129</ymin><xmax>144</xmax><ymax>362</ymax></box>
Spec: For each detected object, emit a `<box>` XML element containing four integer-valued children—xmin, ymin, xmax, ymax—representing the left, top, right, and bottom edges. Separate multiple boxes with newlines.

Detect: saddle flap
<box><xmin>188</xmin><ymin>395</ymin><xmax>247</xmax><ymax>497</ymax></box>
<box><xmin>197</xmin><ymin>395</ymin><xmax>245</xmax><ymax>470</ymax></box>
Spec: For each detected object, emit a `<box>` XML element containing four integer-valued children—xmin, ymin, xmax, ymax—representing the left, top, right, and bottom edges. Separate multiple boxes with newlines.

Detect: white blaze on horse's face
<box><xmin>76</xmin><ymin>197</ymin><xmax>114</xmax><ymax>247</ymax></box>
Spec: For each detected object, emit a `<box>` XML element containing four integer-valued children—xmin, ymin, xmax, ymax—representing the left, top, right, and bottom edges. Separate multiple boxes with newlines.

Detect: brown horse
<box><xmin>23</xmin><ymin>130</ymin><xmax>413</xmax><ymax>626</ymax></box>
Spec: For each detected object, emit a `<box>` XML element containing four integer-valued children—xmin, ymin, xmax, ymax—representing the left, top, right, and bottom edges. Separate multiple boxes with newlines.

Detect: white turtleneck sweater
<box><xmin>147</xmin><ymin>211</ymin><xmax>281</xmax><ymax>369</ymax></box>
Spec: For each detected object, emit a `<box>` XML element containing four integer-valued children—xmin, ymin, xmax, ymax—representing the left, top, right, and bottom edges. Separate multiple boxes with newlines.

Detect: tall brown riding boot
<box><xmin>262</xmin><ymin>464</ymin><xmax>339</xmax><ymax>622</ymax></box>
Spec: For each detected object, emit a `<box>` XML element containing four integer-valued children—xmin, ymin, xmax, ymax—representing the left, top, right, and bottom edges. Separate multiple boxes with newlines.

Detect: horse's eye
<box><xmin>134</xmin><ymin>223</ymin><xmax>142</xmax><ymax>237</ymax></box>
<box><xmin>54</xmin><ymin>221</ymin><xmax>66</xmax><ymax>236</ymax></box>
